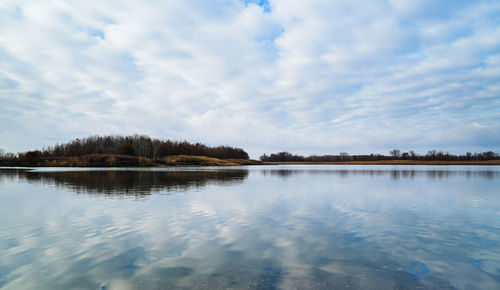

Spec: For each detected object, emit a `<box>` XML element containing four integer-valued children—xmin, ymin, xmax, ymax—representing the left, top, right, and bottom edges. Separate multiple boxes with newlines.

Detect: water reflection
<box><xmin>260</xmin><ymin>168</ymin><xmax>500</xmax><ymax>180</ymax></box>
<box><xmin>0</xmin><ymin>169</ymin><xmax>248</xmax><ymax>198</ymax></box>
<box><xmin>0</xmin><ymin>166</ymin><xmax>499</xmax><ymax>289</ymax></box>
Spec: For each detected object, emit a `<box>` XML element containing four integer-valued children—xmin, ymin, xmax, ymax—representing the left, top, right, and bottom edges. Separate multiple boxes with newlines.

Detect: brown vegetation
<box><xmin>163</xmin><ymin>155</ymin><xmax>238</xmax><ymax>166</ymax></box>
<box><xmin>0</xmin><ymin>153</ymin><xmax>261</xmax><ymax>167</ymax></box>
<box><xmin>28</xmin><ymin>154</ymin><xmax>155</xmax><ymax>167</ymax></box>
<box><xmin>162</xmin><ymin>155</ymin><xmax>262</xmax><ymax>166</ymax></box>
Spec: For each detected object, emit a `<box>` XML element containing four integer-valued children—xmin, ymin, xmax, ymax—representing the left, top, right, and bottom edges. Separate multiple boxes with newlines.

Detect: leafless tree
<box><xmin>390</xmin><ymin>149</ymin><xmax>401</xmax><ymax>158</ymax></box>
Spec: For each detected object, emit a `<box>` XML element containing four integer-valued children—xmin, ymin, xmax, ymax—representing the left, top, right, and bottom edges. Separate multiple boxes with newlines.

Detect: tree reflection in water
<box><xmin>0</xmin><ymin>169</ymin><xmax>249</xmax><ymax>198</ymax></box>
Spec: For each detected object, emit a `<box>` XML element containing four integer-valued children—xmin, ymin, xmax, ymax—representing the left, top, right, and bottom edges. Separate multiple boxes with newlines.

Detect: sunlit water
<box><xmin>1</xmin><ymin>165</ymin><xmax>499</xmax><ymax>289</ymax></box>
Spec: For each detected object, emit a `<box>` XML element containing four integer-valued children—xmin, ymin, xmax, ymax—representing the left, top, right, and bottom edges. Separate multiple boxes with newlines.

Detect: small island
<box><xmin>0</xmin><ymin>135</ymin><xmax>261</xmax><ymax>167</ymax></box>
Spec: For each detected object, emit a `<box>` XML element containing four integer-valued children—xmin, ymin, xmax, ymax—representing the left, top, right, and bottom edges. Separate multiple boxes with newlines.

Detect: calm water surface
<box><xmin>0</xmin><ymin>165</ymin><xmax>499</xmax><ymax>289</ymax></box>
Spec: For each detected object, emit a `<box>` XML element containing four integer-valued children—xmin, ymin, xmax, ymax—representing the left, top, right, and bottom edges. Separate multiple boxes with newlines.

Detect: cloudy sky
<box><xmin>0</xmin><ymin>0</ymin><xmax>499</xmax><ymax>157</ymax></box>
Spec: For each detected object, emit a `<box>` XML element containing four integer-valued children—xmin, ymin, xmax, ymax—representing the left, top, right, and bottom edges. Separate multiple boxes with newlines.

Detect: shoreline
<box><xmin>2</xmin><ymin>154</ymin><xmax>500</xmax><ymax>167</ymax></box>
<box><xmin>263</xmin><ymin>160</ymin><xmax>500</xmax><ymax>165</ymax></box>
<box><xmin>2</xmin><ymin>160</ymin><xmax>500</xmax><ymax>168</ymax></box>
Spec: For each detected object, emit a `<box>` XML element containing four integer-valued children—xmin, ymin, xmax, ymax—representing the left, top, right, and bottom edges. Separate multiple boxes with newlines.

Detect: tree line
<box><xmin>0</xmin><ymin>135</ymin><xmax>249</xmax><ymax>166</ymax></box>
<box><xmin>259</xmin><ymin>150</ymin><xmax>499</xmax><ymax>162</ymax></box>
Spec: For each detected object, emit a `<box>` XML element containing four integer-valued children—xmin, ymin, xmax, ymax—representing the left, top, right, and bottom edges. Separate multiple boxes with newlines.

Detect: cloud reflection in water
<box><xmin>0</xmin><ymin>166</ymin><xmax>499</xmax><ymax>289</ymax></box>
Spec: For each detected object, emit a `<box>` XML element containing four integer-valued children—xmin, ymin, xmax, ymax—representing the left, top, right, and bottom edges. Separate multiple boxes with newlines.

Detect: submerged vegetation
<box><xmin>0</xmin><ymin>135</ymin><xmax>253</xmax><ymax>167</ymax></box>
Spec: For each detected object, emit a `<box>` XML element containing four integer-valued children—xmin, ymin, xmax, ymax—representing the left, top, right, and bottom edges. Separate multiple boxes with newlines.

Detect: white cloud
<box><xmin>0</xmin><ymin>0</ymin><xmax>499</xmax><ymax>157</ymax></box>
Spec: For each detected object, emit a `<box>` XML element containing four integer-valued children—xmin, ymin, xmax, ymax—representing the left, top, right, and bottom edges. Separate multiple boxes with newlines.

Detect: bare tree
<box><xmin>390</xmin><ymin>149</ymin><xmax>401</xmax><ymax>158</ymax></box>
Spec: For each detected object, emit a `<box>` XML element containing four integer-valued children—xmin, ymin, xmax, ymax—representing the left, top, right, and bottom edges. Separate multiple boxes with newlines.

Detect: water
<box><xmin>0</xmin><ymin>165</ymin><xmax>499</xmax><ymax>289</ymax></box>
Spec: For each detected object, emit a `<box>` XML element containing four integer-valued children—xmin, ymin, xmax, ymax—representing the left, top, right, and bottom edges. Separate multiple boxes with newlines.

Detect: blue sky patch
<box><xmin>88</xmin><ymin>28</ymin><xmax>104</xmax><ymax>39</ymax></box>
<box><xmin>245</xmin><ymin>0</ymin><xmax>271</xmax><ymax>13</ymax></box>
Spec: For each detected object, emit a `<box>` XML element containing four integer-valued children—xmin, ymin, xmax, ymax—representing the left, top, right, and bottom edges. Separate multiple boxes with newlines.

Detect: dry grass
<box><xmin>26</xmin><ymin>156</ymin><xmax>500</xmax><ymax>167</ymax></box>
<box><xmin>23</xmin><ymin>154</ymin><xmax>261</xmax><ymax>167</ymax></box>
<box><xmin>224</xmin><ymin>159</ymin><xmax>263</xmax><ymax>165</ymax></box>
<box><xmin>264</xmin><ymin>160</ymin><xmax>500</xmax><ymax>165</ymax></box>
<box><xmin>163</xmin><ymin>155</ymin><xmax>237</xmax><ymax>166</ymax></box>
<box><xmin>162</xmin><ymin>155</ymin><xmax>261</xmax><ymax>166</ymax></box>
<box><xmin>15</xmin><ymin>154</ymin><xmax>500</xmax><ymax>167</ymax></box>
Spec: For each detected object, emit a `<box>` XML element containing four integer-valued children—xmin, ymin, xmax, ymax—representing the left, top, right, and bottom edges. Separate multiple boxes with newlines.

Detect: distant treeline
<box><xmin>260</xmin><ymin>150</ymin><xmax>500</xmax><ymax>162</ymax></box>
<box><xmin>0</xmin><ymin>135</ymin><xmax>249</xmax><ymax>166</ymax></box>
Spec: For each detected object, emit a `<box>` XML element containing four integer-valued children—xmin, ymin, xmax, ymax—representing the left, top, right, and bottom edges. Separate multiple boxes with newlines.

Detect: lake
<box><xmin>0</xmin><ymin>165</ymin><xmax>499</xmax><ymax>289</ymax></box>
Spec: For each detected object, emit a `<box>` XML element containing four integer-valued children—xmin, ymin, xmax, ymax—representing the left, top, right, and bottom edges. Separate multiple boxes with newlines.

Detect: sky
<box><xmin>0</xmin><ymin>0</ymin><xmax>499</xmax><ymax>158</ymax></box>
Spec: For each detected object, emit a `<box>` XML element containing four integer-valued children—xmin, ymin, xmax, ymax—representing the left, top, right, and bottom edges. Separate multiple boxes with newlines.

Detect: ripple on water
<box><xmin>0</xmin><ymin>166</ymin><xmax>499</xmax><ymax>289</ymax></box>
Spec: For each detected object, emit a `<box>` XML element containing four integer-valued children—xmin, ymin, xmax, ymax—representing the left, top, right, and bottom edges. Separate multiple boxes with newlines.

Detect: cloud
<box><xmin>0</xmin><ymin>0</ymin><xmax>499</xmax><ymax>157</ymax></box>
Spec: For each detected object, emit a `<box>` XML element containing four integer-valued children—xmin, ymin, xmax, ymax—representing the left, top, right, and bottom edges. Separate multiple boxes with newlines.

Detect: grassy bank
<box><xmin>1</xmin><ymin>154</ymin><xmax>262</xmax><ymax>167</ymax></box>
<box><xmin>162</xmin><ymin>155</ymin><xmax>261</xmax><ymax>166</ymax></box>
<box><xmin>264</xmin><ymin>160</ymin><xmax>500</xmax><ymax>165</ymax></box>
<box><xmin>3</xmin><ymin>155</ymin><xmax>499</xmax><ymax>167</ymax></box>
